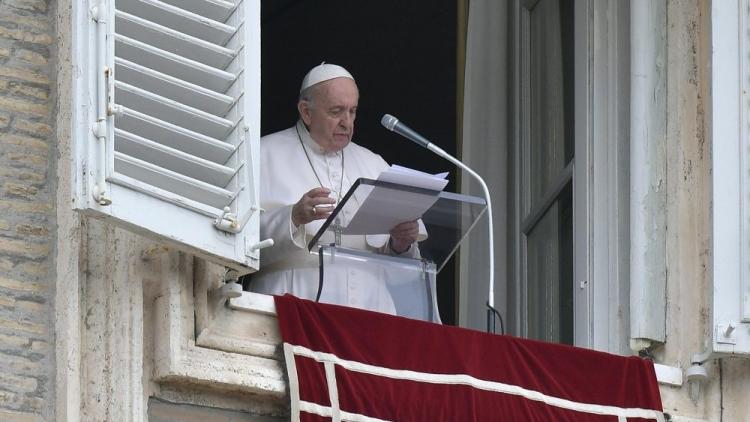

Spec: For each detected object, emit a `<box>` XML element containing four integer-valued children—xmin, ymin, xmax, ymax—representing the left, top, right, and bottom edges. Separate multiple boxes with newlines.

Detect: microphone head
<box><xmin>381</xmin><ymin>114</ymin><xmax>399</xmax><ymax>131</ymax></box>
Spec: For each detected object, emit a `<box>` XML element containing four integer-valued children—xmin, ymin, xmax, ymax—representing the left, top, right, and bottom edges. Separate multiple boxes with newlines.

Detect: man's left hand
<box><xmin>389</xmin><ymin>220</ymin><xmax>419</xmax><ymax>254</ymax></box>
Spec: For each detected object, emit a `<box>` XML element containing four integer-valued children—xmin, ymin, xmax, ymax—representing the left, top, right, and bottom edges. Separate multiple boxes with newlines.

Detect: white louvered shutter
<box><xmin>73</xmin><ymin>0</ymin><xmax>262</xmax><ymax>272</ymax></box>
<box><xmin>711</xmin><ymin>0</ymin><xmax>750</xmax><ymax>355</ymax></box>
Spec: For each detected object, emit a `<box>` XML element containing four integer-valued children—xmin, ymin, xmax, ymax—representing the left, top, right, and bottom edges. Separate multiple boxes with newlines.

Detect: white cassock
<box><xmin>250</xmin><ymin>121</ymin><xmax>423</xmax><ymax>314</ymax></box>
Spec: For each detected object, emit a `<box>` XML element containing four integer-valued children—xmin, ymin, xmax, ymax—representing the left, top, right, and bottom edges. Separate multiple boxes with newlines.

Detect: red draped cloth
<box><xmin>275</xmin><ymin>294</ymin><xmax>664</xmax><ymax>422</ymax></box>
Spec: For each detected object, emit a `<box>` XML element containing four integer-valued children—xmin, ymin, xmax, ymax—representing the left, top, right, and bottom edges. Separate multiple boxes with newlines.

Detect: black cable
<box><xmin>486</xmin><ymin>301</ymin><xmax>505</xmax><ymax>335</ymax></box>
<box><xmin>316</xmin><ymin>245</ymin><xmax>325</xmax><ymax>302</ymax></box>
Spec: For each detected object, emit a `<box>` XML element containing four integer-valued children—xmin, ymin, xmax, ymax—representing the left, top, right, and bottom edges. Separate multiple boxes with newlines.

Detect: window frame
<box><xmin>515</xmin><ymin>0</ymin><xmax>576</xmax><ymax>344</ymax></box>
<box><xmin>508</xmin><ymin>0</ymin><xmax>631</xmax><ymax>352</ymax></box>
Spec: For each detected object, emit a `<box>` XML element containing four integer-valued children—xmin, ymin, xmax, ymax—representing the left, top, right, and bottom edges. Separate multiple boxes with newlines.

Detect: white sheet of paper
<box><xmin>343</xmin><ymin>186</ymin><xmax>440</xmax><ymax>234</ymax></box>
<box><xmin>341</xmin><ymin>164</ymin><xmax>448</xmax><ymax>234</ymax></box>
<box><xmin>376</xmin><ymin>164</ymin><xmax>449</xmax><ymax>191</ymax></box>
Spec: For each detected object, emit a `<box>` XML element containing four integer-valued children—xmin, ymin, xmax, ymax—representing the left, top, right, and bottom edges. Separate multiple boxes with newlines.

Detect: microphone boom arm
<box><xmin>381</xmin><ymin>114</ymin><xmax>497</xmax><ymax>333</ymax></box>
<box><xmin>426</xmin><ymin>143</ymin><xmax>496</xmax><ymax>330</ymax></box>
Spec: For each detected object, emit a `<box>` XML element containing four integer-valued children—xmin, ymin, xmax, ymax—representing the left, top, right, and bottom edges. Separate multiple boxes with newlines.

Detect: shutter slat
<box><xmin>76</xmin><ymin>0</ymin><xmax>260</xmax><ymax>270</ymax></box>
<box><xmin>117</xmin><ymin>107</ymin><xmax>235</xmax><ymax>164</ymax></box>
<box><xmin>115</xmin><ymin>58</ymin><xmax>234</xmax><ymax>116</ymax></box>
<box><xmin>115</xmin><ymin>10</ymin><xmax>236</xmax><ymax>69</ymax></box>
<box><xmin>157</xmin><ymin>0</ymin><xmax>237</xmax><ymax>23</ymax></box>
<box><xmin>115</xmin><ymin>81</ymin><xmax>235</xmax><ymax>139</ymax></box>
<box><xmin>116</xmin><ymin>0</ymin><xmax>236</xmax><ymax>46</ymax></box>
<box><xmin>115</xmin><ymin>35</ymin><xmax>236</xmax><ymax>92</ymax></box>
<box><xmin>114</xmin><ymin>152</ymin><xmax>235</xmax><ymax>209</ymax></box>
<box><xmin>115</xmin><ymin>129</ymin><xmax>236</xmax><ymax>187</ymax></box>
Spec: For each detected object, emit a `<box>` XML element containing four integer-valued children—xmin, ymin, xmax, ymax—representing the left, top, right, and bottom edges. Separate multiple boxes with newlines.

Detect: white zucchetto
<box><xmin>300</xmin><ymin>63</ymin><xmax>355</xmax><ymax>93</ymax></box>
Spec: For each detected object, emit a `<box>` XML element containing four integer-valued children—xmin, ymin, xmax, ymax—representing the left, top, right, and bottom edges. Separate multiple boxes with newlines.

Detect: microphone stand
<box><xmin>424</xmin><ymin>143</ymin><xmax>497</xmax><ymax>334</ymax></box>
<box><xmin>381</xmin><ymin>115</ymin><xmax>499</xmax><ymax>333</ymax></box>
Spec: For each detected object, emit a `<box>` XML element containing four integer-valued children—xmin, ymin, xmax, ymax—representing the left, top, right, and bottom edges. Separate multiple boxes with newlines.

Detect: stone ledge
<box><xmin>154</xmin><ymin>275</ymin><xmax>286</xmax><ymax>401</ymax></box>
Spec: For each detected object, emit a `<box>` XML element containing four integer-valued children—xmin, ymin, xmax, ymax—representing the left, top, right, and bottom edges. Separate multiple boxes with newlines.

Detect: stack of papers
<box><xmin>342</xmin><ymin>165</ymin><xmax>449</xmax><ymax>234</ymax></box>
<box><xmin>377</xmin><ymin>164</ymin><xmax>449</xmax><ymax>191</ymax></box>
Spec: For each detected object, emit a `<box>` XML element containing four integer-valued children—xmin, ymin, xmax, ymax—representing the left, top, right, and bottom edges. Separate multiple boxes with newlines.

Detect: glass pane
<box><xmin>319</xmin><ymin>246</ymin><xmax>440</xmax><ymax>323</ymax></box>
<box><xmin>526</xmin><ymin>202</ymin><xmax>559</xmax><ymax>342</ymax></box>
<box><xmin>526</xmin><ymin>0</ymin><xmax>574</xmax><ymax>211</ymax></box>
<box><xmin>526</xmin><ymin>185</ymin><xmax>573</xmax><ymax>344</ymax></box>
<box><xmin>558</xmin><ymin>187</ymin><xmax>574</xmax><ymax>344</ymax></box>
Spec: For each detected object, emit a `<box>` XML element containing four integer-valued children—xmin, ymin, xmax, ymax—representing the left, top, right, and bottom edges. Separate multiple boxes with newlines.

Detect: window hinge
<box><xmin>213</xmin><ymin>207</ymin><xmax>241</xmax><ymax>232</ymax></box>
<box><xmin>213</xmin><ymin>205</ymin><xmax>262</xmax><ymax>234</ymax></box>
<box><xmin>90</xmin><ymin>1</ymin><xmax>105</xmax><ymax>22</ymax></box>
<box><xmin>90</xmin><ymin>118</ymin><xmax>111</xmax><ymax>206</ymax></box>
<box><xmin>91</xmin><ymin>0</ymin><xmax>111</xmax><ymax>207</ymax></box>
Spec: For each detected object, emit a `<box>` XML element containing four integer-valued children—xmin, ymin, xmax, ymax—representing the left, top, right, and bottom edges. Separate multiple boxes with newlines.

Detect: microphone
<box><xmin>381</xmin><ymin>114</ymin><xmax>431</xmax><ymax>148</ymax></box>
<box><xmin>381</xmin><ymin>114</ymin><xmax>499</xmax><ymax>334</ymax></box>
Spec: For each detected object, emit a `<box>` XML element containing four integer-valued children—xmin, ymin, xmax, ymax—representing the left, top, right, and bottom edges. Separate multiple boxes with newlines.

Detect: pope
<box><xmin>249</xmin><ymin>63</ymin><xmax>422</xmax><ymax>314</ymax></box>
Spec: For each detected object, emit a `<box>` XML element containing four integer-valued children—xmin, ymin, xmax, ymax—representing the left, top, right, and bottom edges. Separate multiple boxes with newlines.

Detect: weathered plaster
<box><xmin>658</xmin><ymin>1</ymin><xmax>717</xmax><ymax>420</ymax></box>
<box><xmin>53</xmin><ymin>0</ymin><xmax>82</xmax><ymax>420</ymax></box>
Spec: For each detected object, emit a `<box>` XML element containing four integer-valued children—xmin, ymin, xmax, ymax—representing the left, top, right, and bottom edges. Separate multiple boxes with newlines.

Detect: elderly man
<box><xmin>250</xmin><ymin>63</ymin><xmax>421</xmax><ymax>314</ymax></box>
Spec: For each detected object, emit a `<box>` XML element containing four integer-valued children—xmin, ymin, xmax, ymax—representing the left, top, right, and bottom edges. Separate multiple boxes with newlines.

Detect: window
<box><xmin>72</xmin><ymin>0</ymin><xmax>262</xmax><ymax>271</ymax></box>
<box><xmin>511</xmin><ymin>0</ymin><xmax>630</xmax><ymax>351</ymax></box>
<box><xmin>462</xmin><ymin>0</ymin><xmax>630</xmax><ymax>352</ymax></box>
<box><xmin>515</xmin><ymin>0</ymin><xmax>575</xmax><ymax>344</ymax></box>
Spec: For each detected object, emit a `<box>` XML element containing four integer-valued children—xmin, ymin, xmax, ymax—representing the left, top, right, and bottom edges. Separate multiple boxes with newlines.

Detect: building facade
<box><xmin>0</xmin><ymin>0</ymin><xmax>747</xmax><ymax>421</ymax></box>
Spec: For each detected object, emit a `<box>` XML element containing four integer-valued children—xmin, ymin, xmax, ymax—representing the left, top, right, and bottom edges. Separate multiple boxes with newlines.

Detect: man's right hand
<box><xmin>291</xmin><ymin>187</ymin><xmax>336</xmax><ymax>227</ymax></box>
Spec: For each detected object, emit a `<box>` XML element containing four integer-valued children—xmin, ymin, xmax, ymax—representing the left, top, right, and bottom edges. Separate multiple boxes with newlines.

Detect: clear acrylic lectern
<box><xmin>308</xmin><ymin>178</ymin><xmax>487</xmax><ymax>323</ymax></box>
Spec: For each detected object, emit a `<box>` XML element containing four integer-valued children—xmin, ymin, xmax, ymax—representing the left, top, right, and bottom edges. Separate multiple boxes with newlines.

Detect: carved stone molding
<box><xmin>153</xmin><ymin>255</ymin><xmax>287</xmax><ymax>400</ymax></box>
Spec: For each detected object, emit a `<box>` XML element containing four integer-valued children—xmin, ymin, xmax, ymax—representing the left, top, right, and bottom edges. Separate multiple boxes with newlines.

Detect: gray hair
<box><xmin>298</xmin><ymin>84</ymin><xmax>320</xmax><ymax>105</ymax></box>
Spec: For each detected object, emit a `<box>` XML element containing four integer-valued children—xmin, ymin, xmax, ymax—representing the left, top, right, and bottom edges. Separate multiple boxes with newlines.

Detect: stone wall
<box><xmin>659</xmin><ymin>1</ymin><xmax>750</xmax><ymax>420</ymax></box>
<box><xmin>0</xmin><ymin>0</ymin><xmax>55</xmax><ymax>421</ymax></box>
<box><xmin>3</xmin><ymin>0</ymin><xmax>749</xmax><ymax>421</ymax></box>
<box><xmin>659</xmin><ymin>0</ymin><xmax>714</xmax><ymax>418</ymax></box>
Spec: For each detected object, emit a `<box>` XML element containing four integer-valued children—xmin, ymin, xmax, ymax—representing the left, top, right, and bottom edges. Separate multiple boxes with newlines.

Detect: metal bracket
<box><xmin>213</xmin><ymin>205</ymin><xmax>261</xmax><ymax>234</ymax></box>
<box><xmin>91</xmin><ymin>184</ymin><xmax>111</xmax><ymax>206</ymax></box>
<box><xmin>687</xmin><ymin>348</ymin><xmax>713</xmax><ymax>404</ymax></box>
<box><xmin>92</xmin><ymin>119</ymin><xmax>107</xmax><ymax>139</ymax></box>
<box><xmin>213</xmin><ymin>207</ymin><xmax>239</xmax><ymax>232</ymax></box>
<box><xmin>691</xmin><ymin>348</ymin><xmax>713</xmax><ymax>365</ymax></box>
<box><xmin>715</xmin><ymin>321</ymin><xmax>738</xmax><ymax>345</ymax></box>
<box><xmin>246</xmin><ymin>238</ymin><xmax>274</xmax><ymax>254</ymax></box>
<box><xmin>89</xmin><ymin>3</ymin><xmax>102</xmax><ymax>22</ymax></box>
<box><xmin>206</xmin><ymin>269</ymin><xmax>243</xmax><ymax>317</ymax></box>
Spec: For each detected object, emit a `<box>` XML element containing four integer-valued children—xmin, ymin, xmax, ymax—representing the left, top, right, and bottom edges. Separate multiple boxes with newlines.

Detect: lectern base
<box><xmin>318</xmin><ymin>245</ymin><xmax>441</xmax><ymax>323</ymax></box>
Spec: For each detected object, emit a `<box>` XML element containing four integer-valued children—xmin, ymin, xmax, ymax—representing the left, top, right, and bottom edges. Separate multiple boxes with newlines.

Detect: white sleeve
<box><xmin>381</xmin><ymin>238</ymin><xmax>422</xmax><ymax>259</ymax></box>
<box><xmin>259</xmin><ymin>205</ymin><xmax>307</xmax><ymax>267</ymax></box>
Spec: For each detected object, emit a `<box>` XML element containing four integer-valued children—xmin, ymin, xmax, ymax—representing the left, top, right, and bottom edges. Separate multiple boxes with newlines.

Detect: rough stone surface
<box><xmin>0</xmin><ymin>409</ymin><xmax>42</xmax><ymax>422</ymax></box>
<box><xmin>0</xmin><ymin>0</ymin><xmax>54</xmax><ymax>420</ymax></box>
<box><xmin>0</xmin><ymin>112</ymin><xmax>10</xmax><ymax>129</ymax></box>
<box><xmin>15</xmin><ymin>49</ymin><xmax>47</xmax><ymax>66</ymax></box>
<box><xmin>4</xmin><ymin>182</ymin><xmax>39</xmax><ymax>199</ymax></box>
<box><xmin>5</xmin><ymin>0</ymin><xmax>47</xmax><ymax>13</ymax></box>
<box><xmin>656</xmin><ymin>1</ymin><xmax>746</xmax><ymax>421</ymax></box>
<box><xmin>0</xmin><ymin>67</ymin><xmax>48</xmax><ymax>85</ymax></box>
<box><xmin>12</xmin><ymin>119</ymin><xmax>51</xmax><ymax>137</ymax></box>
